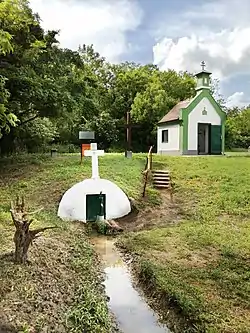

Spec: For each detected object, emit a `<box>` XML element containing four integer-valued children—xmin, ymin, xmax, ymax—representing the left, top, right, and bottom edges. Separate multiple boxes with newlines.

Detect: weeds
<box><xmin>66</xmin><ymin>239</ymin><xmax>113</xmax><ymax>333</ymax></box>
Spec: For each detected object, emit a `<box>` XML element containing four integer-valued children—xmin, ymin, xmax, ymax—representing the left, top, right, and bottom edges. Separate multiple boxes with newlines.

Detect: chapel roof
<box><xmin>158</xmin><ymin>99</ymin><xmax>191</xmax><ymax>124</ymax></box>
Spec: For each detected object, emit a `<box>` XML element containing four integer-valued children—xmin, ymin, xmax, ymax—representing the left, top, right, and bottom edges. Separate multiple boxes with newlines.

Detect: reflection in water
<box><xmin>91</xmin><ymin>237</ymin><xmax>171</xmax><ymax>333</ymax></box>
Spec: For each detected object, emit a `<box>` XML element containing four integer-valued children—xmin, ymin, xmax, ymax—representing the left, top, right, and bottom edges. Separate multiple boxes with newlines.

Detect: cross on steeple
<box><xmin>84</xmin><ymin>143</ymin><xmax>104</xmax><ymax>179</ymax></box>
<box><xmin>201</xmin><ymin>61</ymin><xmax>206</xmax><ymax>71</ymax></box>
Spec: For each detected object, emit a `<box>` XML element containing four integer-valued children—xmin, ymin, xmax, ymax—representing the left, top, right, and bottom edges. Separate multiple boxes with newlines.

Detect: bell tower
<box><xmin>195</xmin><ymin>61</ymin><xmax>211</xmax><ymax>92</ymax></box>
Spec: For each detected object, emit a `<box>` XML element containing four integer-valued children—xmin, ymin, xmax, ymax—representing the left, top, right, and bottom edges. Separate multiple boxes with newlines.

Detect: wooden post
<box><xmin>148</xmin><ymin>145</ymin><xmax>153</xmax><ymax>170</ymax></box>
<box><xmin>142</xmin><ymin>145</ymin><xmax>154</xmax><ymax>197</ymax></box>
<box><xmin>126</xmin><ymin>111</ymin><xmax>132</xmax><ymax>152</ymax></box>
<box><xmin>122</xmin><ymin>111</ymin><xmax>140</xmax><ymax>157</ymax></box>
<box><xmin>142</xmin><ymin>169</ymin><xmax>149</xmax><ymax>198</ymax></box>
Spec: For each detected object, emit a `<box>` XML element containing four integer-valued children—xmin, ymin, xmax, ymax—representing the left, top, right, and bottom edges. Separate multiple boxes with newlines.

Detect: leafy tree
<box><xmin>84</xmin><ymin>111</ymin><xmax>119</xmax><ymax>150</ymax></box>
<box><xmin>130</xmin><ymin>70</ymin><xmax>195</xmax><ymax>150</ymax></box>
<box><xmin>17</xmin><ymin>117</ymin><xmax>58</xmax><ymax>152</ymax></box>
<box><xmin>226</xmin><ymin>107</ymin><xmax>250</xmax><ymax>149</ymax></box>
<box><xmin>0</xmin><ymin>0</ymin><xmax>93</xmax><ymax>153</ymax></box>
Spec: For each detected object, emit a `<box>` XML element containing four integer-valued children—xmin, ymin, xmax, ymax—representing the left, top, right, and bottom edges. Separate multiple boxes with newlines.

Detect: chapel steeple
<box><xmin>195</xmin><ymin>61</ymin><xmax>211</xmax><ymax>92</ymax></box>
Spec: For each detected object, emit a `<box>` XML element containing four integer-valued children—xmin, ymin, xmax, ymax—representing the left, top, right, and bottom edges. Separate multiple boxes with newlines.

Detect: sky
<box><xmin>29</xmin><ymin>0</ymin><xmax>250</xmax><ymax>108</ymax></box>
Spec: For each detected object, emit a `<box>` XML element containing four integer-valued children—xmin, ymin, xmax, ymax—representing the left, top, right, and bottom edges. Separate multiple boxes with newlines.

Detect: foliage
<box><xmin>226</xmin><ymin>107</ymin><xmax>250</xmax><ymax>149</ymax></box>
<box><xmin>66</xmin><ymin>240</ymin><xmax>113</xmax><ymax>333</ymax></box>
<box><xmin>0</xmin><ymin>0</ymin><xmax>196</xmax><ymax>154</ymax></box>
<box><xmin>18</xmin><ymin>117</ymin><xmax>59</xmax><ymax>152</ymax></box>
<box><xmin>84</xmin><ymin>111</ymin><xmax>119</xmax><ymax>149</ymax></box>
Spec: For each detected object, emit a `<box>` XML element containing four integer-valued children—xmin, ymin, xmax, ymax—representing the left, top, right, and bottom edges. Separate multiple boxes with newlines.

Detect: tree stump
<box><xmin>10</xmin><ymin>196</ymin><xmax>56</xmax><ymax>264</ymax></box>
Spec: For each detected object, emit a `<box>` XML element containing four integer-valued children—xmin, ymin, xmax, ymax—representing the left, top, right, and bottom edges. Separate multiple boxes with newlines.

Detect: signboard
<box><xmin>79</xmin><ymin>131</ymin><xmax>95</xmax><ymax>140</ymax></box>
<box><xmin>81</xmin><ymin>143</ymin><xmax>91</xmax><ymax>163</ymax></box>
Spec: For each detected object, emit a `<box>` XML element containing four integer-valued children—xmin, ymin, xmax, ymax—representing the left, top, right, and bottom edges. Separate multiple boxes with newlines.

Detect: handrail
<box><xmin>142</xmin><ymin>145</ymin><xmax>154</xmax><ymax>197</ymax></box>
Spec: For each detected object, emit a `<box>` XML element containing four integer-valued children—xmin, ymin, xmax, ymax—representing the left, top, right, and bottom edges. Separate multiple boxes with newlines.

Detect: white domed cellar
<box><xmin>58</xmin><ymin>143</ymin><xmax>131</xmax><ymax>222</ymax></box>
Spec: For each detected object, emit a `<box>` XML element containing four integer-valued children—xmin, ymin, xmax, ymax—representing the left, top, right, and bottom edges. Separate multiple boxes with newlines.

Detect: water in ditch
<box><xmin>91</xmin><ymin>236</ymin><xmax>171</xmax><ymax>333</ymax></box>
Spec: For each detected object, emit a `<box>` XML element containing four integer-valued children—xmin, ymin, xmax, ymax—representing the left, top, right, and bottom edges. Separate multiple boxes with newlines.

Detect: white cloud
<box><xmin>226</xmin><ymin>92</ymin><xmax>249</xmax><ymax>108</ymax></box>
<box><xmin>153</xmin><ymin>0</ymin><xmax>250</xmax><ymax>81</ymax></box>
<box><xmin>29</xmin><ymin>0</ymin><xmax>143</xmax><ymax>63</ymax></box>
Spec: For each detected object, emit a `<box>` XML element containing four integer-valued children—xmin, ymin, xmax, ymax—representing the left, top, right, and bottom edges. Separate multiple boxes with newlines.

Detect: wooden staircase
<box><xmin>152</xmin><ymin>170</ymin><xmax>171</xmax><ymax>189</ymax></box>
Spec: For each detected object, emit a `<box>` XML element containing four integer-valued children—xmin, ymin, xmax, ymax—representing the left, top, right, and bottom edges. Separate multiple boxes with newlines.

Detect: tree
<box><xmin>0</xmin><ymin>1</ymin><xmax>25</xmax><ymax>136</ymax></box>
<box><xmin>226</xmin><ymin>107</ymin><xmax>250</xmax><ymax>149</ymax></box>
<box><xmin>10</xmin><ymin>196</ymin><xmax>55</xmax><ymax>264</ymax></box>
<box><xmin>84</xmin><ymin>111</ymin><xmax>119</xmax><ymax>150</ymax></box>
<box><xmin>18</xmin><ymin>117</ymin><xmax>58</xmax><ymax>152</ymax></box>
<box><xmin>130</xmin><ymin>69</ymin><xmax>195</xmax><ymax>151</ymax></box>
<box><xmin>0</xmin><ymin>0</ymin><xmax>44</xmax><ymax>142</ymax></box>
<box><xmin>0</xmin><ymin>1</ymin><xmax>94</xmax><ymax>153</ymax></box>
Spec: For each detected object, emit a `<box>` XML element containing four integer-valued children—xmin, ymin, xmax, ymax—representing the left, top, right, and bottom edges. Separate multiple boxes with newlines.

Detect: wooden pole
<box><xmin>142</xmin><ymin>145</ymin><xmax>154</xmax><ymax>197</ymax></box>
<box><xmin>148</xmin><ymin>145</ymin><xmax>153</xmax><ymax>170</ymax></box>
<box><xmin>126</xmin><ymin>111</ymin><xmax>131</xmax><ymax>151</ymax></box>
<box><xmin>142</xmin><ymin>168</ymin><xmax>149</xmax><ymax>198</ymax></box>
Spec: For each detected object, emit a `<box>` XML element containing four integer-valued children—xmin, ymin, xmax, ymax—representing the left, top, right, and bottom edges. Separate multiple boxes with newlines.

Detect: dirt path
<box><xmin>117</xmin><ymin>191</ymin><xmax>183</xmax><ymax>232</ymax></box>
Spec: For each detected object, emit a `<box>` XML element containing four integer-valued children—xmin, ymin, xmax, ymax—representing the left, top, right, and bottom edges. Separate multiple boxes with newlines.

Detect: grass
<box><xmin>1</xmin><ymin>152</ymin><xmax>249</xmax><ymax>332</ymax></box>
<box><xmin>0</xmin><ymin>153</ymin><xmax>153</xmax><ymax>332</ymax></box>
<box><xmin>119</xmin><ymin>154</ymin><xmax>250</xmax><ymax>333</ymax></box>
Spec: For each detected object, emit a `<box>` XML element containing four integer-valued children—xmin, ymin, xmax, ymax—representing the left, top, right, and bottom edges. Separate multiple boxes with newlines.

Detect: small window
<box><xmin>162</xmin><ymin>130</ymin><xmax>168</xmax><ymax>143</ymax></box>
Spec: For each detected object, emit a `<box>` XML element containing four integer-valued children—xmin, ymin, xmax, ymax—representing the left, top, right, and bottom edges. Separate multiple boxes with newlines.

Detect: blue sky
<box><xmin>30</xmin><ymin>0</ymin><xmax>250</xmax><ymax>108</ymax></box>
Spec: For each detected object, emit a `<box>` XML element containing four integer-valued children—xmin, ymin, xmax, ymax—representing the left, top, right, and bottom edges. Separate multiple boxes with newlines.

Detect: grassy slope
<box><xmin>0</xmin><ymin>153</ymin><xmax>152</xmax><ymax>333</ymax></box>
<box><xmin>120</xmin><ymin>155</ymin><xmax>250</xmax><ymax>333</ymax></box>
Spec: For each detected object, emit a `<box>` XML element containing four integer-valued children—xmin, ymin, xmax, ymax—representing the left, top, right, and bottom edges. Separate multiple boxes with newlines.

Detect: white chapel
<box><xmin>157</xmin><ymin>62</ymin><xmax>226</xmax><ymax>155</ymax></box>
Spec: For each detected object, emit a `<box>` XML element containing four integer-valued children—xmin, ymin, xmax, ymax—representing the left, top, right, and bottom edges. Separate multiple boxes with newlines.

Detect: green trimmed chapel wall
<box><xmin>179</xmin><ymin>90</ymin><xmax>226</xmax><ymax>155</ymax></box>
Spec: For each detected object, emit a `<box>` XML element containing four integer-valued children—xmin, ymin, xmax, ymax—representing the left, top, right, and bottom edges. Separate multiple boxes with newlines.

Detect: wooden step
<box><xmin>153</xmin><ymin>175</ymin><xmax>170</xmax><ymax>180</ymax></box>
<box><xmin>153</xmin><ymin>173</ymin><xmax>170</xmax><ymax>177</ymax></box>
<box><xmin>152</xmin><ymin>169</ymin><xmax>170</xmax><ymax>174</ymax></box>
<box><xmin>154</xmin><ymin>184</ymin><xmax>171</xmax><ymax>188</ymax></box>
<box><xmin>152</xmin><ymin>169</ymin><xmax>171</xmax><ymax>189</ymax></box>
<box><xmin>154</xmin><ymin>179</ymin><xmax>170</xmax><ymax>183</ymax></box>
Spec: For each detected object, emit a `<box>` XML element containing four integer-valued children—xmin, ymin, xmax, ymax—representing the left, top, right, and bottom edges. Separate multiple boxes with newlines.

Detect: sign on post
<box><xmin>81</xmin><ymin>144</ymin><xmax>91</xmax><ymax>162</ymax></box>
<box><xmin>79</xmin><ymin>131</ymin><xmax>95</xmax><ymax>140</ymax></box>
<box><xmin>79</xmin><ymin>131</ymin><xmax>95</xmax><ymax>164</ymax></box>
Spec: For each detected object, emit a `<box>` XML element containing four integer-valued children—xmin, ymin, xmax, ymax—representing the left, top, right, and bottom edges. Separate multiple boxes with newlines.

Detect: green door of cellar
<box><xmin>210</xmin><ymin>125</ymin><xmax>222</xmax><ymax>155</ymax></box>
<box><xmin>86</xmin><ymin>193</ymin><xmax>106</xmax><ymax>221</ymax></box>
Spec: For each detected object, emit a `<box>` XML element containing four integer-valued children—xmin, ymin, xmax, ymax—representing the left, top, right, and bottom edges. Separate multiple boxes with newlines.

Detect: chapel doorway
<box><xmin>197</xmin><ymin>123</ymin><xmax>210</xmax><ymax>155</ymax></box>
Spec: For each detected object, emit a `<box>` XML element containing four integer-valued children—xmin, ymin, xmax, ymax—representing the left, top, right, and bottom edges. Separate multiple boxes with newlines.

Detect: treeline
<box><xmin>0</xmin><ymin>0</ymin><xmax>249</xmax><ymax>155</ymax></box>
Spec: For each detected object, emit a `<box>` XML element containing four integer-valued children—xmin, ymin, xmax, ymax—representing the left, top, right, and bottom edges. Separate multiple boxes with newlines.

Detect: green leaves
<box><xmin>0</xmin><ymin>30</ymin><xmax>13</xmax><ymax>55</ymax></box>
<box><xmin>226</xmin><ymin>107</ymin><xmax>250</xmax><ymax>149</ymax></box>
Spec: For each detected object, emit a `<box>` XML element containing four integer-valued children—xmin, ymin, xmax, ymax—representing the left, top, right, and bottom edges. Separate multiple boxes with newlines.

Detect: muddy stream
<box><xmin>91</xmin><ymin>236</ymin><xmax>171</xmax><ymax>333</ymax></box>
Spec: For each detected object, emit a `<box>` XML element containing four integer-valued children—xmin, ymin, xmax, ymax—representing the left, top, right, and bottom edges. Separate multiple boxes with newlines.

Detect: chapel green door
<box><xmin>210</xmin><ymin>125</ymin><xmax>222</xmax><ymax>155</ymax></box>
<box><xmin>86</xmin><ymin>194</ymin><xmax>106</xmax><ymax>222</ymax></box>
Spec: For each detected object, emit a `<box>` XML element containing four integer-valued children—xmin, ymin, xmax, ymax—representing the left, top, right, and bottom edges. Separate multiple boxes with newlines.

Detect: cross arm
<box><xmin>84</xmin><ymin>150</ymin><xmax>104</xmax><ymax>157</ymax></box>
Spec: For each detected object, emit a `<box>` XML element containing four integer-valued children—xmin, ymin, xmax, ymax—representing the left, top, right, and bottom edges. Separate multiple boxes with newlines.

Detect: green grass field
<box><xmin>0</xmin><ymin>153</ymin><xmax>249</xmax><ymax>332</ymax></box>
<box><xmin>120</xmin><ymin>154</ymin><xmax>250</xmax><ymax>332</ymax></box>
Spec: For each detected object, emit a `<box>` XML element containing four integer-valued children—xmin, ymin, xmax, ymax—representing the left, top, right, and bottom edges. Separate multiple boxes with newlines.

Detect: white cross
<box><xmin>84</xmin><ymin>143</ymin><xmax>104</xmax><ymax>179</ymax></box>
